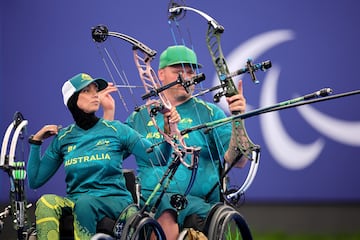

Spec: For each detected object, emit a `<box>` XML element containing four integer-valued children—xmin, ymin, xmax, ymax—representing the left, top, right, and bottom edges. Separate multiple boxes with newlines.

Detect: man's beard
<box><xmin>173</xmin><ymin>86</ymin><xmax>194</xmax><ymax>102</ymax></box>
<box><xmin>174</xmin><ymin>91</ymin><xmax>192</xmax><ymax>102</ymax></box>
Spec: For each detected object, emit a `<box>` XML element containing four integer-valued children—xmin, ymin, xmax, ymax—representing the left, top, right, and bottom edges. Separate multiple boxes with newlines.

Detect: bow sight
<box><xmin>213</xmin><ymin>59</ymin><xmax>272</xmax><ymax>103</ymax></box>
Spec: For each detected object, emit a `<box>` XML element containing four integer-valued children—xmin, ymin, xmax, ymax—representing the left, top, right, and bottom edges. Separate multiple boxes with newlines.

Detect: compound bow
<box><xmin>91</xmin><ymin>25</ymin><xmax>203</xmax><ymax>213</ymax></box>
<box><xmin>168</xmin><ymin>2</ymin><xmax>270</xmax><ymax>206</ymax></box>
<box><xmin>0</xmin><ymin>112</ymin><xmax>34</xmax><ymax>240</ymax></box>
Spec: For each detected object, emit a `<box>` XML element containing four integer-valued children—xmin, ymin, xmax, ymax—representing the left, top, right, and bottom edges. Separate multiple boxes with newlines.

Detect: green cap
<box><xmin>62</xmin><ymin>73</ymin><xmax>108</xmax><ymax>106</ymax></box>
<box><xmin>158</xmin><ymin>45</ymin><xmax>202</xmax><ymax>69</ymax></box>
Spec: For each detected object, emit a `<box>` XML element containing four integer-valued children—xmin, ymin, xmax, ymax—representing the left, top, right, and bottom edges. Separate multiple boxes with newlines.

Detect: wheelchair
<box><xmin>59</xmin><ymin>169</ymin><xmax>165</xmax><ymax>240</ymax></box>
<box><xmin>177</xmin><ymin>155</ymin><xmax>258</xmax><ymax>240</ymax></box>
<box><xmin>179</xmin><ymin>202</ymin><xmax>253</xmax><ymax>240</ymax></box>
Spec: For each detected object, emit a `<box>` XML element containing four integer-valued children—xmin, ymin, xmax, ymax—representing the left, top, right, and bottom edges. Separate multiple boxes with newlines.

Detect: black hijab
<box><xmin>67</xmin><ymin>92</ymin><xmax>99</xmax><ymax>130</ymax></box>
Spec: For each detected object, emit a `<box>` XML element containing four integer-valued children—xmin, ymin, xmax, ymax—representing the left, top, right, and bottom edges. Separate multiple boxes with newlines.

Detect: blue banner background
<box><xmin>1</xmin><ymin>0</ymin><xmax>359</xmax><ymax>203</ymax></box>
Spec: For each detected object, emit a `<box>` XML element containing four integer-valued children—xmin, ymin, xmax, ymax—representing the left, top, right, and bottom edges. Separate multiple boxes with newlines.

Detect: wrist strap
<box><xmin>28</xmin><ymin>135</ymin><xmax>42</xmax><ymax>145</ymax></box>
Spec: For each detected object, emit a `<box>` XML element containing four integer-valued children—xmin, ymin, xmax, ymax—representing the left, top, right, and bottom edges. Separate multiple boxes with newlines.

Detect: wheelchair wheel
<box><xmin>206</xmin><ymin>204</ymin><xmax>252</xmax><ymax>240</ymax></box>
<box><xmin>119</xmin><ymin>212</ymin><xmax>165</xmax><ymax>240</ymax></box>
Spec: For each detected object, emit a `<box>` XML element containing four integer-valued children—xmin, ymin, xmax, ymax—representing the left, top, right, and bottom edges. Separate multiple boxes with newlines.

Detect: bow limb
<box><xmin>0</xmin><ymin>119</ymin><xmax>16</xmax><ymax>166</ymax></box>
<box><xmin>132</xmin><ymin>48</ymin><xmax>202</xmax><ymax>169</ymax></box>
<box><xmin>168</xmin><ymin>4</ymin><xmax>263</xmax><ymax>203</ymax></box>
<box><xmin>1</xmin><ymin>112</ymin><xmax>28</xmax><ymax>167</ymax></box>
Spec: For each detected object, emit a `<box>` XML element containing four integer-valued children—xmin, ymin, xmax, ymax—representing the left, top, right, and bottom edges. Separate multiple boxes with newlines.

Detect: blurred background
<box><xmin>1</xmin><ymin>0</ymin><xmax>359</xmax><ymax>238</ymax></box>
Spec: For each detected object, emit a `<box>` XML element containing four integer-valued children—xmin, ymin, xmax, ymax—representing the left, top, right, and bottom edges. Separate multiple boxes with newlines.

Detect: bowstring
<box><xmin>93</xmin><ymin>39</ymin><xmax>168</xmax><ymax>168</ymax></box>
<box><xmin>94</xmin><ymin>40</ymin><xmax>137</xmax><ymax>113</ymax></box>
<box><xmin>96</xmin><ymin>37</ymin><xmax>173</xmax><ymax>164</ymax></box>
<box><xmin>168</xmin><ymin>18</ymin><xmax>208</xmax><ymax>94</ymax></box>
<box><xmin>167</xmin><ymin>12</ymin><xmax>228</xmax><ymax>199</ymax></box>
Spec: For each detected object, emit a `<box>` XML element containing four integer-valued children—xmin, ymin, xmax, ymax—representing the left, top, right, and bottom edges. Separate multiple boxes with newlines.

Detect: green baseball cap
<box><xmin>158</xmin><ymin>45</ymin><xmax>202</xmax><ymax>69</ymax></box>
<box><xmin>62</xmin><ymin>73</ymin><xmax>108</xmax><ymax>106</ymax></box>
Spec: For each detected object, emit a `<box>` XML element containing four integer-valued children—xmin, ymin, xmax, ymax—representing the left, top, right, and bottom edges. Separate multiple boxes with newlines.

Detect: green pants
<box><xmin>35</xmin><ymin>194</ymin><xmax>132</xmax><ymax>240</ymax></box>
<box><xmin>141</xmin><ymin>191</ymin><xmax>218</xmax><ymax>229</ymax></box>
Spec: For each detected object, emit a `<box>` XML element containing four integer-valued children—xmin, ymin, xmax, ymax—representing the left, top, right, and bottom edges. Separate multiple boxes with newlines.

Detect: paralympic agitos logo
<box><xmin>212</xmin><ymin>29</ymin><xmax>360</xmax><ymax>170</ymax></box>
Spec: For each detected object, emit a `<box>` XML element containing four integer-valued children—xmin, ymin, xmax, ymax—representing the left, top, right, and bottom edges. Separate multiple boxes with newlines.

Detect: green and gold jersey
<box><xmin>28</xmin><ymin>118</ymin><xmax>169</xmax><ymax>201</ymax></box>
<box><xmin>126</xmin><ymin>98</ymin><xmax>231</xmax><ymax>203</ymax></box>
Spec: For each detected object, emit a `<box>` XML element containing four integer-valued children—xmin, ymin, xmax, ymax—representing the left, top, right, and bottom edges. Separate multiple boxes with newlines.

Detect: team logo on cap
<box><xmin>81</xmin><ymin>73</ymin><xmax>93</xmax><ymax>81</ymax></box>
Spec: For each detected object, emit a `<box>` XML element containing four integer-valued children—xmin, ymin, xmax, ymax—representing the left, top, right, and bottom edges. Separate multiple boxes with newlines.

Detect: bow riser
<box><xmin>206</xmin><ymin>27</ymin><xmax>239</xmax><ymax>102</ymax></box>
<box><xmin>132</xmin><ymin>47</ymin><xmax>200</xmax><ymax>169</ymax></box>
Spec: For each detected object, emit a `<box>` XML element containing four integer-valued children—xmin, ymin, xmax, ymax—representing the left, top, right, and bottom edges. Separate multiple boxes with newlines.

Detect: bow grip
<box><xmin>223</xmin><ymin>77</ymin><xmax>240</xmax><ymax>115</ymax></box>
